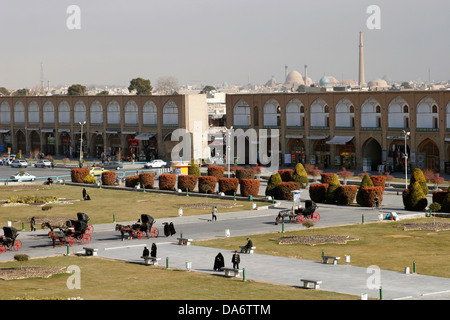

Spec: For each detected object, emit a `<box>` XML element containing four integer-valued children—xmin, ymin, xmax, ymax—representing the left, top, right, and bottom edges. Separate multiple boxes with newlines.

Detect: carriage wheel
<box><xmin>296</xmin><ymin>215</ymin><xmax>305</xmax><ymax>223</ymax></box>
<box><xmin>312</xmin><ymin>212</ymin><xmax>320</xmax><ymax>223</ymax></box>
<box><xmin>0</xmin><ymin>244</ymin><xmax>5</xmax><ymax>254</ymax></box>
<box><xmin>67</xmin><ymin>237</ymin><xmax>75</xmax><ymax>246</ymax></box>
<box><xmin>150</xmin><ymin>227</ymin><xmax>159</xmax><ymax>238</ymax></box>
<box><xmin>82</xmin><ymin>233</ymin><xmax>92</xmax><ymax>244</ymax></box>
<box><xmin>87</xmin><ymin>224</ymin><xmax>94</xmax><ymax>234</ymax></box>
<box><xmin>13</xmin><ymin>240</ymin><xmax>22</xmax><ymax>251</ymax></box>
<box><xmin>137</xmin><ymin>231</ymin><xmax>144</xmax><ymax>239</ymax></box>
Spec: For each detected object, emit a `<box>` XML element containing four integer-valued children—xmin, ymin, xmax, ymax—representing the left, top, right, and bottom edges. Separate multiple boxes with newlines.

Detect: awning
<box><xmin>285</xmin><ymin>135</ymin><xmax>304</xmax><ymax>139</ymax></box>
<box><xmin>41</xmin><ymin>128</ymin><xmax>54</xmax><ymax>133</ymax></box>
<box><xmin>0</xmin><ymin>129</ymin><xmax>10</xmax><ymax>133</ymax></box>
<box><xmin>445</xmin><ymin>137</ymin><xmax>450</xmax><ymax>142</ymax></box>
<box><xmin>307</xmin><ymin>135</ymin><xmax>329</xmax><ymax>140</ymax></box>
<box><xmin>326</xmin><ymin>136</ymin><xmax>354</xmax><ymax>145</ymax></box>
<box><xmin>135</xmin><ymin>133</ymin><xmax>156</xmax><ymax>140</ymax></box>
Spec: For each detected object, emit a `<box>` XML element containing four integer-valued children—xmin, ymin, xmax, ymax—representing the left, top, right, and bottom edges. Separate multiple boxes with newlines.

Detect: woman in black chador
<box><xmin>151</xmin><ymin>243</ymin><xmax>157</xmax><ymax>258</ymax></box>
<box><xmin>163</xmin><ymin>223</ymin><xmax>170</xmax><ymax>237</ymax></box>
<box><xmin>213</xmin><ymin>252</ymin><xmax>225</xmax><ymax>271</ymax></box>
<box><xmin>169</xmin><ymin>222</ymin><xmax>176</xmax><ymax>236</ymax></box>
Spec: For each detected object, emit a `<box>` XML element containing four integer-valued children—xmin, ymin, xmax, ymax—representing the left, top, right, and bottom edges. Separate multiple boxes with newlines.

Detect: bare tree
<box><xmin>156</xmin><ymin>76</ymin><xmax>179</xmax><ymax>95</ymax></box>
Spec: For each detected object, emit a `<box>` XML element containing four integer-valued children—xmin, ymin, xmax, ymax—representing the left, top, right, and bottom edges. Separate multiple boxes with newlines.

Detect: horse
<box><xmin>115</xmin><ymin>224</ymin><xmax>135</xmax><ymax>241</ymax></box>
<box><xmin>48</xmin><ymin>230</ymin><xmax>68</xmax><ymax>248</ymax></box>
<box><xmin>275</xmin><ymin>209</ymin><xmax>294</xmax><ymax>225</ymax></box>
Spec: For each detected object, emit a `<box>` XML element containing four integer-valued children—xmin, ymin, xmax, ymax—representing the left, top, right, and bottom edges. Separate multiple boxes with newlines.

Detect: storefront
<box><xmin>309</xmin><ymin>135</ymin><xmax>330</xmax><ymax>169</ymax></box>
<box><xmin>387</xmin><ymin>137</ymin><xmax>410</xmax><ymax>173</ymax></box>
<box><xmin>326</xmin><ymin>136</ymin><xmax>355</xmax><ymax>169</ymax></box>
<box><xmin>286</xmin><ymin>135</ymin><xmax>305</xmax><ymax>165</ymax></box>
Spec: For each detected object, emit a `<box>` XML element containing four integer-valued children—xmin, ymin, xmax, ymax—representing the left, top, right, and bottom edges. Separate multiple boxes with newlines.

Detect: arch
<box><xmin>90</xmin><ymin>133</ymin><xmax>104</xmax><ymax>158</ymax></box>
<box><xmin>335</xmin><ymin>97</ymin><xmax>354</xmax><ymax>127</ymax></box>
<box><xmin>0</xmin><ymin>101</ymin><xmax>10</xmax><ymax>124</ymax></box>
<box><xmin>233</xmin><ymin>99</ymin><xmax>250</xmax><ymax>126</ymax></box>
<box><xmin>58</xmin><ymin>101</ymin><xmax>70</xmax><ymax>124</ymax></box>
<box><xmin>162</xmin><ymin>100</ymin><xmax>178</xmax><ymax>125</ymax></box>
<box><xmin>285</xmin><ymin>98</ymin><xmax>304</xmax><ymax>127</ymax></box>
<box><xmin>16</xmin><ymin>130</ymin><xmax>26</xmax><ymax>154</ymax></box>
<box><xmin>124</xmin><ymin>100</ymin><xmax>138</xmax><ymax>125</ymax></box>
<box><xmin>362</xmin><ymin>138</ymin><xmax>382</xmax><ymax>171</ymax></box>
<box><xmin>28</xmin><ymin>101</ymin><xmax>39</xmax><ymax>123</ymax></box>
<box><xmin>90</xmin><ymin>100</ymin><xmax>103</xmax><ymax>124</ymax></box>
<box><xmin>388</xmin><ymin>96</ymin><xmax>409</xmax><ymax>128</ymax></box>
<box><xmin>43</xmin><ymin>101</ymin><xmax>55</xmax><ymax>123</ymax></box>
<box><xmin>418</xmin><ymin>138</ymin><xmax>440</xmax><ymax>172</ymax></box>
<box><xmin>310</xmin><ymin>98</ymin><xmax>329</xmax><ymax>127</ymax></box>
<box><xmin>74</xmin><ymin>100</ymin><xmax>86</xmax><ymax>124</ymax></box>
<box><xmin>59</xmin><ymin>131</ymin><xmax>71</xmax><ymax>156</ymax></box>
<box><xmin>143</xmin><ymin>100</ymin><xmax>157</xmax><ymax>125</ymax></box>
<box><xmin>417</xmin><ymin>96</ymin><xmax>439</xmax><ymax>129</ymax></box>
<box><xmin>361</xmin><ymin>97</ymin><xmax>381</xmax><ymax>128</ymax></box>
<box><xmin>107</xmin><ymin>100</ymin><xmax>120</xmax><ymax>124</ymax></box>
<box><xmin>263</xmin><ymin>98</ymin><xmax>280</xmax><ymax>127</ymax></box>
<box><xmin>447</xmin><ymin>101</ymin><xmax>450</xmax><ymax>129</ymax></box>
<box><xmin>29</xmin><ymin>130</ymin><xmax>40</xmax><ymax>154</ymax></box>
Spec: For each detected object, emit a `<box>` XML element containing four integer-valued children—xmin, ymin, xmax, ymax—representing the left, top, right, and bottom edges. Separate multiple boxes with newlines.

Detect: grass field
<box><xmin>0</xmin><ymin>184</ymin><xmax>256</xmax><ymax>228</ymax></box>
<box><xmin>195</xmin><ymin>218</ymin><xmax>450</xmax><ymax>278</ymax></box>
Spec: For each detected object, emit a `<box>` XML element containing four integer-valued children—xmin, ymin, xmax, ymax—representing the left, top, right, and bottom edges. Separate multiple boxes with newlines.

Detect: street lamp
<box><xmin>79</xmin><ymin>121</ymin><xmax>86</xmax><ymax>167</ymax></box>
<box><xmin>402</xmin><ymin>130</ymin><xmax>410</xmax><ymax>189</ymax></box>
<box><xmin>226</xmin><ymin>126</ymin><xmax>233</xmax><ymax>178</ymax></box>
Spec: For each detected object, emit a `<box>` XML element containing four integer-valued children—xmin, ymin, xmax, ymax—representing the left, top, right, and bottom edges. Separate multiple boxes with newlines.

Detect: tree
<box><xmin>14</xmin><ymin>254</ymin><xmax>29</xmax><ymax>269</ymax></box>
<box><xmin>13</xmin><ymin>88</ymin><xmax>29</xmax><ymax>96</ymax></box>
<box><xmin>156</xmin><ymin>76</ymin><xmax>179</xmax><ymax>95</ymax></box>
<box><xmin>265</xmin><ymin>172</ymin><xmax>282</xmax><ymax>198</ymax></box>
<box><xmin>128</xmin><ymin>77</ymin><xmax>152</xmax><ymax>95</ymax></box>
<box><xmin>200</xmin><ymin>85</ymin><xmax>216</xmax><ymax>94</ymax></box>
<box><xmin>96</xmin><ymin>90</ymin><xmax>109</xmax><ymax>96</ymax></box>
<box><xmin>0</xmin><ymin>87</ymin><xmax>10</xmax><ymax>96</ymax></box>
<box><xmin>67</xmin><ymin>84</ymin><xmax>86</xmax><ymax>96</ymax></box>
<box><xmin>401</xmin><ymin>81</ymin><xmax>412</xmax><ymax>89</ymax></box>
<box><xmin>356</xmin><ymin>174</ymin><xmax>374</xmax><ymax>205</ymax></box>
<box><xmin>292</xmin><ymin>163</ymin><xmax>308</xmax><ymax>187</ymax></box>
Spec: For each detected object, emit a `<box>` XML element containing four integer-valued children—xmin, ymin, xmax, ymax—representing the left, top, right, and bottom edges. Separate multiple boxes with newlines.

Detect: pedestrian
<box><xmin>214</xmin><ymin>252</ymin><xmax>225</xmax><ymax>271</ymax></box>
<box><xmin>241</xmin><ymin>238</ymin><xmax>253</xmax><ymax>253</ymax></box>
<box><xmin>151</xmin><ymin>243</ymin><xmax>157</xmax><ymax>258</ymax></box>
<box><xmin>163</xmin><ymin>223</ymin><xmax>170</xmax><ymax>237</ymax></box>
<box><xmin>82</xmin><ymin>188</ymin><xmax>87</xmax><ymax>200</ymax></box>
<box><xmin>30</xmin><ymin>216</ymin><xmax>36</xmax><ymax>232</ymax></box>
<box><xmin>211</xmin><ymin>205</ymin><xmax>217</xmax><ymax>221</ymax></box>
<box><xmin>169</xmin><ymin>222</ymin><xmax>176</xmax><ymax>236</ymax></box>
<box><xmin>231</xmin><ymin>251</ymin><xmax>240</xmax><ymax>269</ymax></box>
<box><xmin>142</xmin><ymin>246</ymin><xmax>149</xmax><ymax>257</ymax></box>
<box><xmin>51</xmin><ymin>162</ymin><xmax>55</xmax><ymax>169</ymax></box>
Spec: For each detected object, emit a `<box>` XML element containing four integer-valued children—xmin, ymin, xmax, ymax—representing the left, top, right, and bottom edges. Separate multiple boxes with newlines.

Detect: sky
<box><xmin>0</xmin><ymin>0</ymin><xmax>449</xmax><ymax>89</ymax></box>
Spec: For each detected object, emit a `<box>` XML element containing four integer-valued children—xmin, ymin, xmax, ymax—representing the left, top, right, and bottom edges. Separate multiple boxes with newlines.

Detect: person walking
<box><xmin>231</xmin><ymin>251</ymin><xmax>240</xmax><ymax>269</ymax></box>
<box><xmin>30</xmin><ymin>217</ymin><xmax>36</xmax><ymax>232</ymax></box>
<box><xmin>151</xmin><ymin>243</ymin><xmax>157</xmax><ymax>258</ymax></box>
<box><xmin>211</xmin><ymin>205</ymin><xmax>218</xmax><ymax>221</ymax></box>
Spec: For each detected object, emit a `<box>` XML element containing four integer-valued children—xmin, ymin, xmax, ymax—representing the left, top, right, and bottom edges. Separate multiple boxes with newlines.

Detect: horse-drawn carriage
<box><xmin>115</xmin><ymin>214</ymin><xmax>159</xmax><ymax>241</ymax></box>
<box><xmin>76</xmin><ymin>212</ymin><xmax>94</xmax><ymax>234</ymax></box>
<box><xmin>0</xmin><ymin>226</ymin><xmax>22</xmax><ymax>254</ymax></box>
<box><xmin>48</xmin><ymin>214</ymin><xmax>92</xmax><ymax>247</ymax></box>
<box><xmin>275</xmin><ymin>200</ymin><xmax>320</xmax><ymax>225</ymax></box>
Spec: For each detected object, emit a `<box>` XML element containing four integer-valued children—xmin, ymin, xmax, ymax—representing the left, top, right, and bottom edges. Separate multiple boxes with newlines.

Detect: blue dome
<box><xmin>319</xmin><ymin>76</ymin><xmax>330</xmax><ymax>86</ymax></box>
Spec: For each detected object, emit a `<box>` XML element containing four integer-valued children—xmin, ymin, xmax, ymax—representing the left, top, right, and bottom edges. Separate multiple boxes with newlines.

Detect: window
<box><xmin>90</xmin><ymin>101</ymin><xmax>103</xmax><ymax>124</ymax></box>
<box><xmin>124</xmin><ymin>100</ymin><xmax>138</xmax><ymax>125</ymax></box>
<box><xmin>28</xmin><ymin>101</ymin><xmax>39</xmax><ymax>123</ymax></box>
<box><xmin>107</xmin><ymin>101</ymin><xmax>120</xmax><ymax>124</ymax></box>
<box><xmin>43</xmin><ymin>101</ymin><xmax>54</xmax><ymax>123</ymax></box>
<box><xmin>143</xmin><ymin>100</ymin><xmax>157</xmax><ymax>125</ymax></box>
<box><xmin>0</xmin><ymin>102</ymin><xmax>10</xmax><ymax>123</ymax></box>
<box><xmin>74</xmin><ymin>101</ymin><xmax>86</xmax><ymax>124</ymax></box>
<box><xmin>163</xmin><ymin>100</ymin><xmax>178</xmax><ymax>125</ymax></box>
<box><xmin>58</xmin><ymin>101</ymin><xmax>70</xmax><ymax>124</ymax></box>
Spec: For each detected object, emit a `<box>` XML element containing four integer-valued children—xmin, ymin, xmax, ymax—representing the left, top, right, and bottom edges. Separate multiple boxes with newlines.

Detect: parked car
<box><xmin>101</xmin><ymin>162</ymin><xmax>123</xmax><ymax>170</ymax></box>
<box><xmin>144</xmin><ymin>159</ymin><xmax>167</xmax><ymax>168</ymax></box>
<box><xmin>90</xmin><ymin>167</ymin><xmax>108</xmax><ymax>176</ymax></box>
<box><xmin>9</xmin><ymin>172</ymin><xmax>36</xmax><ymax>182</ymax></box>
<box><xmin>34</xmin><ymin>159</ymin><xmax>52</xmax><ymax>168</ymax></box>
<box><xmin>10</xmin><ymin>159</ymin><xmax>28</xmax><ymax>168</ymax></box>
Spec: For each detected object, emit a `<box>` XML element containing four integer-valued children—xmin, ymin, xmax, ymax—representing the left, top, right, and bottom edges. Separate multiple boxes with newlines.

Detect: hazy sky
<box><xmin>0</xmin><ymin>0</ymin><xmax>448</xmax><ymax>89</ymax></box>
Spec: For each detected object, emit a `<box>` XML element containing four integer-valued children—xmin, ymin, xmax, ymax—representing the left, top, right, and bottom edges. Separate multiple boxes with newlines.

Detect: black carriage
<box><xmin>275</xmin><ymin>200</ymin><xmax>320</xmax><ymax>225</ymax></box>
<box><xmin>77</xmin><ymin>212</ymin><xmax>94</xmax><ymax>234</ymax></box>
<box><xmin>49</xmin><ymin>219</ymin><xmax>92</xmax><ymax>247</ymax></box>
<box><xmin>132</xmin><ymin>214</ymin><xmax>159</xmax><ymax>239</ymax></box>
<box><xmin>0</xmin><ymin>226</ymin><xmax>22</xmax><ymax>254</ymax></box>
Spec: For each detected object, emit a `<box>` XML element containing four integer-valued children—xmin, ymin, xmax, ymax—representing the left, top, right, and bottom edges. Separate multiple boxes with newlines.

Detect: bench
<box><xmin>83</xmin><ymin>247</ymin><xmax>98</xmax><ymax>256</ymax></box>
<box><xmin>177</xmin><ymin>238</ymin><xmax>193</xmax><ymax>246</ymax></box>
<box><xmin>221</xmin><ymin>267</ymin><xmax>242</xmax><ymax>277</ymax></box>
<box><xmin>300</xmin><ymin>279</ymin><xmax>322</xmax><ymax>289</ymax></box>
<box><xmin>140</xmin><ymin>256</ymin><xmax>161</xmax><ymax>266</ymax></box>
<box><xmin>239</xmin><ymin>246</ymin><xmax>256</xmax><ymax>254</ymax></box>
<box><xmin>322</xmin><ymin>256</ymin><xmax>340</xmax><ymax>265</ymax></box>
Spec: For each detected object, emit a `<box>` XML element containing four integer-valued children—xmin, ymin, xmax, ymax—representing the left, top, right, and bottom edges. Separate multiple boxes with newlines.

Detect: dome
<box><xmin>265</xmin><ymin>76</ymin><xmax>276</xmax><ymax>88</ymax></box>
<box><xmin>284</xmin><ymin>70</ymin><xmax>304</xmax><ymax>86</ymax></box>
<box><xmin>368</xmin><ymin>78</ymin><xmax>389</xmax><ymax>89</ymax></box>
<box><xmin>319</xmin><ymin>76</ymin><xmax>330</xmax><ymax>87</ymax></box>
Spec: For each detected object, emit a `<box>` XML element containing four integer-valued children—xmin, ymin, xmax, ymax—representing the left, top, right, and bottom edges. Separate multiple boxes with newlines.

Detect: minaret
<box><xmin>358</xmin><ymin>32</ymin><xmax>366</xmax><ymax>87</ymax></box>
<box><xmin>304</xmin><ymin>64</ymin><xmax>308</xmax><ymax>85</ymax></box>
<box><xmin>285</xmin><ymin>65</ymin><xmax>288</xmax><ymax>79</ymax></box>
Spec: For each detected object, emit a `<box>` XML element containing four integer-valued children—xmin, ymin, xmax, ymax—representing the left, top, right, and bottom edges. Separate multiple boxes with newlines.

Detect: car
<box><xmin>90</xmin><ymin>167</ymin><xmax>108</xmax><ymax>176</ymax></box>
<box><xmin>101</xmin><ymin>162</ymin><xmax>123</xmax><ymax>170</ymax></box>
<box><xmin>144</xmin><ymin>159</ymin><xmax>167</xmax><ymax>169</ymax></box>
<box><xmin>10</xmin><ymin>159</ymin><xmax>28</xmax><ymax>168</ymax></box>
<box><xmin>9</xmin><ymin>172</ymin><xmax>36</xmax><ymax>182</ymax></box>
<box><xmin>34</xmin><ymin>159</ymin><xmax>52</xmax><ymax>168</ymax></box>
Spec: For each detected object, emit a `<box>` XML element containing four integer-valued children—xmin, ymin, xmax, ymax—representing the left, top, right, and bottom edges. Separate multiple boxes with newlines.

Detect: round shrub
<box><xmin>371</xmin><ymin>175</ymin><xmax>386</xmax><ymax>191</ymax></box>
<box><xmin>265</xmin><ymin>172</ymin><xmax>282</xmax><ymax>197</ymax></box>
<box><xmin>207</xmin><ymin>166</ymin><xmax>225</xmax><ymax>179</ymax></box>
<box><xmin>409</xmin><ymin>168</ymin><xmax>428</xmax><ymax>196</ymax></box>
<box><xmin>277</xmin><ymin>182</ymin><xmax>300</xmax><ymax>200</ymax></box>
<box><xmin>361</xmin><ymin>186</ymin><xmax>384</xmax><ymax>207</ymax></box>
<box><xmin>102</xmin><ymin>171</ymin><xmax>116</xmax><ymax>186</ymax></box>
<box><xmin>335</xmin><ymin>185</ymin><xmax>358</xmax><ymax>205</ymax></box>
<box><xmin>159</xmin><ymin>174</ymin><xmax>177</xmax><ymax>190</ymax></box>
<box><xmin>325</xmin><ymin>174</ymin><xmax>341</xmax><ymax>204</ymax></box>
<box><xmin>432</xmin><ymin>190</ymin><xmax>447</xmax><ymax>208</ymax></box>
<box><xmin>125</xmin><ymin>175</ymin><xmax>140</xmax><ymax>188</ymax></box>
<box><xmin>278</xmin><ymin>169</ymin><xmax>294</xmax><ymax>182</ymax></box>
<box><xmin>177</xmin><ymin>175</ymin><xmax>198</xmax><ymax>192</ymax></box>
<box><xmin>356</xmin><ymin>174</ymin><xmax>374</xmax><ymax>205</ymax></box>
<box><xmin>309</xmin><ymin>183</ymin><xmax>329</xmax><ymax>203</ymax></box>
<box><xmin>292</xmin><ymin>163</ymin><xmax>308</xmax><ymax>187</ymax></box>
<box><xmin>240</xmin><ymin>179</ymin><xmax>260</xmax><ymax>197</ymax></box>
<box><xmin>320</xmin><ymin>173</ymin><xmax>335</xmax><ymax>184</ymax></box>
<box><xmin>218</xmin><ymin>177</ymin><xmax>239</xmax><ymax>195</ymax></box>
<box><xmin>71</xmin><ymin>168</ymin><xmax>90</xmax><ymax>183</ymax></box>
<box><xmin>139</xmin><ymin>172</ymin><xmax>155</xmax><ymax>189</ymax></box>
<box><xmin>188</xmin><ymin>160</ymin><xmax>201</xmax><ymax>177</ymax></box>
<box><xmin>83</xmin><ymin>174</ymin><xmax>97</xmax><ymax>184</ymax></box>
<box><xmin>439</xmin><ymin>187</ymin><xmax>450</xmax><ymax>213</ymax></box>
<box><xmin>198</xmin><ymin>176</ymin><xmax>217</xmax><ymax>193</ymax></box>
<box><xmin>236</xmin><ymin>168</ymin><xmax>255</xmax><ymax>180</ymax></box>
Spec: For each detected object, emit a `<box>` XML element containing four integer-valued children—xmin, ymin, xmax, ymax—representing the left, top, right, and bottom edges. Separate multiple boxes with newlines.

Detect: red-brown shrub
<box><xmin>309</xmin><ymin>183</ymin><xmax>329</xmax><ymax>203</ymax></box>
<box><xmin>207</xmin><ymin>166</ymin><xmax>225</xmax><ymax>179</ymax></box>
<box><xmin>432</xmin><ymin>191</ymin><xmax>447</xmax><ymax>207</ymax></box>
<box><xmin>360</xmin><ymin>186</ymin><xmax>384</xmax><ymax>207</ymax></box>
<box><xmin>371</xmin><ymin>175</ymin><xmax>386</xmax><ymax>191</ymax></box>
<box><xmin>198</xmin><ymin>176</ymin><xmax>217</xmax><ymax>193</ymax></box>
<box><xmin>320</xmin><ymin>173</ymin><xmax>334</xmax><ymax>184</ymax></box>
<box><xmin>177</xmin><ymin>175</ymin><xmax>198</xmax><ymax>192</ymax></box>
<box><xmin>278</xmin><ymin>169</ymin><xmax>294</xmax><ymax>182</ymax></box>
<box><xmin>276</xmin><ymin>182</ymin><xmax>300</xmax><ymax>200</ymax></box>
<box><xmin>335</xmin><ymin>185</ymin><xmax>358</xmax><ymax>205</ymax></box>
<box><xmin>125</xmin><ymin>175</ymin><xmax>139</xmax><ymax>188</ymax></box>
<box><xmin>240</xmin><ymin>179</ymin><xmax>260</xmax><ymax>197</ymax></box>
<box><xmin>235</xmin><ymin>168</ymin><xmax>255</xmax><ymax>180</ymax></box>
<box><xmin>159</xmin><ymin>174</ymin><xmax>177</xmax><ymax>190</ymax></box>
<box><xmin>101</xmin><ymin>171</ymin><xmax>116</xmax><ymax>186</ymax></box>
<box><xmin>139</xmin><ymin>172</ymin><xmax>155</xmax><ymax>189</ymax></box>
<box><xmin>218</xmin><ymin>178</ymin><xmax>239</xmax><ymax>195</ymax></box>
<box><xmin>71</xmin><ymin>168</ymin><xmax>90</xmax><ymax>183</ymax></box>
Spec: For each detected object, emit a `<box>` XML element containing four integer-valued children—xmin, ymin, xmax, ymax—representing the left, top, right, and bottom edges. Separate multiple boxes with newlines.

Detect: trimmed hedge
<box><xmin>159</xmin><ymin>174</ymin><xmax>177</xmax><ymax>190</ymax></box>
<box><xmin>309</xmin><ymin>183</ymin><xmax>329</xmax><ymax>203</ymax></box>
<box><xmin>207</xmin><ymin>166</ymin><xmax>225</xmax><ymax>179</ymax></box>
<box><xmin>83</xmin><ymin>175</ymin><xmax>96</xmax><ymax>184</ymax></box>
<box><xmin>320</xmin><ymin>173</ymin><xmax>335</xmax><ymax>184</ymax></box>
<box><xmin>432</xmin><ymin>191</ymin><xmax>448</xmax><ymax>212</ymax></box>
<box><xmin>102</xmin><ymin>171</ymin><xmax>116</xmax><ymax>186</ymax></box>
<box><xmin>198</xmin><ymin>176</ymin><xmax>217</xmax><ymax>193</ymax></box>
<box><xmin>125</xmin><ymin>175</ymin><xmax>140</xmax><ymax>188</ymax></box>
<box><xmin>325</xmin><ymin>173</ymin><xmax>341</xmax><ymax>204</ymax></box>
<box><xmin>370</xmin><ymin>175</ymin><xmax>386</xmax><ymax>191</ymax></box>
<box><xmin>218</xmin><ymin>178</ymin><xmax>239</xmax><ymax>195</ymax></box>
<box><xmin>240</xmin><ymin>179</ymin><xmax>260</xmax><ymax>197</ymax></box>
<box><xmin>177</xmin><ymin>175</ymin><xmax>198</xmax><ymax>192</ymax></box>
<box><xmin>292</xmin><ymin>163</ymin><xmax>308</xmax><ymax>187</ymax></box>
<box><xmin>356</xmin><ymin>174</ymin><xmax>374</xmax><ymax>205</ymax></box>
<box><xmin>278</xmin><ymin>169</ymin><xmax>294</xmax><ymax>182</ymax></box>
<box><xmin>235</xmin><ymin>168</ymin><xmax>255</xmax><ymax>180</ymax></box>
<box><xmin>265</xmin><ymin>172</ymin><xmax>282</xmax><ymax>197</ymax></box>
<box><xmin>360</xmin><ymin>186</ymin><xmax>384</xmax><ymax>207</ymax></box>
<box><xmin>71</xmin><ymin>168</ymin><xmax>90</xmax><ymax>183</ymax></box>
<box><xmin>441</xmin><ymin>187</ymin><xmax>450</xmax><ymax>213</ymax></box>
<box><xmin>335</xmin><ymin>185</ymin><xmax>358</xmax><ymax>205</ymax></box>
<box><xmin>139</xmin><ymin>172</ymin><xmax>155</xmax><ymax>189</ymax></box>
<box><xmin>277</xmin><ymin>182</ymin><xmax>300</xmax><ymax>200</ymax></box>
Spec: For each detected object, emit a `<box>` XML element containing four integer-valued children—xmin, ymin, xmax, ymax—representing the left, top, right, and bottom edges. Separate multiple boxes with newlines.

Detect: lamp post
<box><xmin>79</xmin><ymin>121</ymin><xmax>86</xmax><ymax>167</ymax></box>
<box><xmin>226</xmin><ymin>126</ymin><xmax>233</xmax><ymax>178</ymax></box>
<box><xmin>402</xmin><ymin>130</ymin><xmax>410</xmax><ymax>189</ymax></box>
